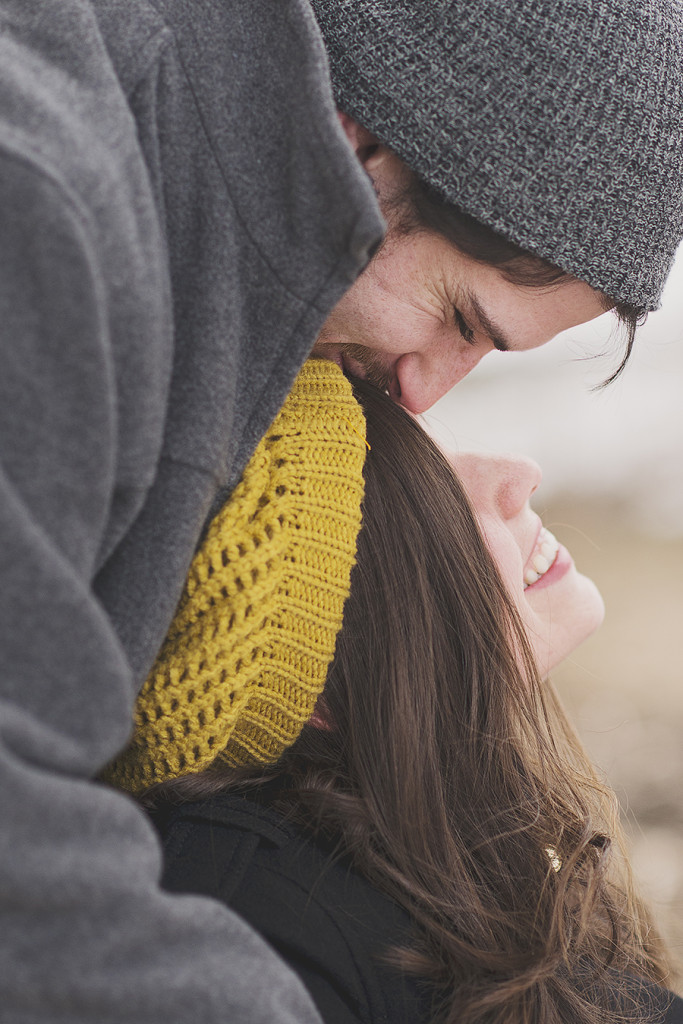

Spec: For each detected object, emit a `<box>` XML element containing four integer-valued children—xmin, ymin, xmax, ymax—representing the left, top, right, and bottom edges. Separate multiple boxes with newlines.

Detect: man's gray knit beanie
<box><xmin>310</xmin><ymin>0</ymin><xmax>683</xmax><ymax>310</ymax></box>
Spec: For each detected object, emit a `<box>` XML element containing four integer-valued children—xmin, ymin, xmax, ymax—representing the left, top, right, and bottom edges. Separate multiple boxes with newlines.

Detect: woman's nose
<box><xmin>491</xmin><ymin>455</ymin><xmax>542</xmax><ymax>518</ymax></box>
<box><xmin>448</xmin><ymin>452</ymin><xmax>542</xmax><ymax>519</ymax></box>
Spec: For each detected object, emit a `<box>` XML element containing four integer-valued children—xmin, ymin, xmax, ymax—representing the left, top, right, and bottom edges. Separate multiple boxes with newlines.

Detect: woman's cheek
<box><xmin>479</xmin><ymin>519</ymin><xmax>524</xmax><ymax>600</ymax></box>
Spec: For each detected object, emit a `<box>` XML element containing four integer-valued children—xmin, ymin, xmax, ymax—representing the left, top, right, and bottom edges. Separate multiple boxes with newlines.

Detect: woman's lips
<box><xmin>525</xmin><ymin>541</ymin><xmax>574</xmax><ymax>592</ymax></box>
<box><xmin>524</xmin><ymin>526</ymin><xmax>559</xmax><ymax>588</ymax></box>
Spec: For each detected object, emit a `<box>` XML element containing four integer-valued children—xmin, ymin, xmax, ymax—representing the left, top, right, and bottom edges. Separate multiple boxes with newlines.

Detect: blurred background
<box><xmin>423</xmin><ymin>253</ymin><xmax>683</xmax><ymax>972</ymax></box>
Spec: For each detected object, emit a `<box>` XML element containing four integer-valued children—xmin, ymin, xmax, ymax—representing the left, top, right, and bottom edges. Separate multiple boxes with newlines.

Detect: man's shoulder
<box><xmin>0</xmin><ymin>2</ymin><xmax>172</xmax><ymax>524</ymax></box>
<box><xmin>0</xmin><ymin>0</ymin><xmax>162</xmax><ymax>225</ymax></box>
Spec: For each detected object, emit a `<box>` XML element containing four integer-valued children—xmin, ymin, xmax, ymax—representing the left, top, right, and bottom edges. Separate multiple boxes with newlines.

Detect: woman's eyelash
<box><xmin>453</xmin><ymin>306</ymin><xmax>475</xmax><ymax>344</ymax></box>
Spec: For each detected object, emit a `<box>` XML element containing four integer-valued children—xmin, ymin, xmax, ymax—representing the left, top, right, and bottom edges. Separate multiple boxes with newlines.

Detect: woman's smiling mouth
<box><xmin>523</xmin><ymin>527</ymin><xmax>560</xmax><ymax>589</ymax></box>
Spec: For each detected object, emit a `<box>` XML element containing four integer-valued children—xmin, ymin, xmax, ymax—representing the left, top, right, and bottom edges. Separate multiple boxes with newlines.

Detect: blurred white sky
<box><xmin>424</xmin><ymin>250</ymin><xmax>683</xmax><ymax>537</ymax></box>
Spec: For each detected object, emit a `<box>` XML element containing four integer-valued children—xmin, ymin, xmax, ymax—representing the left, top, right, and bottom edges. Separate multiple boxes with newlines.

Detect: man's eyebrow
<box><xmin>465</xmin><ymin>292</ymin><xmax>513</xmax><ymax>352</ymax></box>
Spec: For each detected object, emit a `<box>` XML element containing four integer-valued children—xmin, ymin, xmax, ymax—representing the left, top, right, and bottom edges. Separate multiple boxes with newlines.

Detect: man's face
<box><xmin>313</xmin><ymin>225</ymin><xmax>608</xmax><ymax>414</ymax></box>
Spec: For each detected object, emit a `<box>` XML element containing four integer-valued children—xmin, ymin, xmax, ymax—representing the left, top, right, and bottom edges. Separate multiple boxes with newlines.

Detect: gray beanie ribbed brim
<box><xmin>311</xmin><ymin>0</ymin><xmax>683</xmax><ymax>310</ymax></box>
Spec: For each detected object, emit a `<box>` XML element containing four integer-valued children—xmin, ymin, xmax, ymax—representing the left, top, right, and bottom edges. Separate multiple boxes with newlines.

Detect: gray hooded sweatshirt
<box><xmin>0</xmin><ymin>0</ymin><xmax>383</xmax><ymax>1021</ymax></box>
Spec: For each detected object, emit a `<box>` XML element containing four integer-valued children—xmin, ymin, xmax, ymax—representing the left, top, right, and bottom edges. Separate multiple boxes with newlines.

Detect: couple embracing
<box><xmin>2</xmin><ymin>2</ymin><xmax>683</xmax><ymax>1023</ymax></box>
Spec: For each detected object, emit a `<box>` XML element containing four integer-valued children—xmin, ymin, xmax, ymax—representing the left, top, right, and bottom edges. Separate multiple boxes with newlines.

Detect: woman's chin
<box><xmin>569</xmin><ymin>571</ymin><xmax>606</xmax><ymax>644</ymax></box>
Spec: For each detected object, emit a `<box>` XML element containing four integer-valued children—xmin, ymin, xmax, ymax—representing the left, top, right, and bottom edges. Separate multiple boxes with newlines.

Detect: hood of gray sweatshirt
<box><xmin>0</xmin><ymin>1</ymin><xmax>383</xmax><ymax>1021</ymax></box>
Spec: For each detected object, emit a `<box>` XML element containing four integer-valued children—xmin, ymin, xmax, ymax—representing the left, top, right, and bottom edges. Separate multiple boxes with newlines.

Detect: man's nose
<box><xmin>393</xmin><ymin>346</ymin><xmax>485</xmax><ymax>414</ymax></box>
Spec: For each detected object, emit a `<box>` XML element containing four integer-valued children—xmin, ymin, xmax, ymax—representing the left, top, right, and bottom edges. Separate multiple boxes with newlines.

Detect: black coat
<box><xmin>156</xmin><ymin>791</ymin><xmax>430</xmax><ymax>1023</ymax></box>
<box><xmin>154</xmin><ymin>792</ymin><xmax>683</xmax><ymax>1024</ymax></box>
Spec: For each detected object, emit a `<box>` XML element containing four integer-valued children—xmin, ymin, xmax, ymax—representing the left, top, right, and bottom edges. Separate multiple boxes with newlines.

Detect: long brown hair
<box><xmin>148</xmin><ymin>379</ymin><xmax>671</xmax><ymax>1023</ymax></box>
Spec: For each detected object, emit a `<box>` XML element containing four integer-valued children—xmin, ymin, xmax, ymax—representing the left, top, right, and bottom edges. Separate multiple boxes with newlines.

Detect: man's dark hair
<box><xmin>402</xmin><ymin>176</ymin><xmax>647</xmax><ymax>387</ymax></box>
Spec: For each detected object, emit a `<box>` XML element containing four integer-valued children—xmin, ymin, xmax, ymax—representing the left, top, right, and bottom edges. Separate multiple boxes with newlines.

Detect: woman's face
<box><xmin>447</xmin><ymin>451</ymin><xmax>605</xmax><ymax>675</ymax></box>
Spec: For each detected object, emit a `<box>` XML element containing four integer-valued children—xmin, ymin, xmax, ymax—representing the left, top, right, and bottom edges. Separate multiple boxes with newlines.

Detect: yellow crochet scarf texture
<box><xmin>105</xmin><ymin>360</ymin><xmax>367</xmax><ymax>795</ymax></box>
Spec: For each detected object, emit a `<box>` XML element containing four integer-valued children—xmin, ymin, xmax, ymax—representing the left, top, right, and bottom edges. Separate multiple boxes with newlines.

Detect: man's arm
<box><xmin>0</xmin><ymin>150</ymin><xmax>322</xmax><ymax>1024</ymax></box>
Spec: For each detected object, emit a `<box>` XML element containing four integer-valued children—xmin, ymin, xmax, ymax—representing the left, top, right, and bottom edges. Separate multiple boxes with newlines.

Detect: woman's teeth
<box><xmin>524</xmin><ymin>528</ymin><xmax>559</xmax><ymax>588</ymax></box>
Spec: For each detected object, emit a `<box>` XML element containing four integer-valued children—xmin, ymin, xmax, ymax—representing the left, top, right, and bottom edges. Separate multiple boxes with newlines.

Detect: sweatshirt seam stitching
<box><xmin>0</xmin><ymin>144</ymin><xmax>100</xmax><ymax>252</ymax></box>
<box><xmin>139</xmin><ymin>20</ymin><xmax>357</xmax><ymax>307</ymax></box>
<box><xmin>123</xmin><ymin>25</ymin><xmax>175</xmax><ymax>92</ymax></box>
<box><xmin>159</xmin><ymin>453</ymin><xmax>225</xmax><ymax>486</ymax></box>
